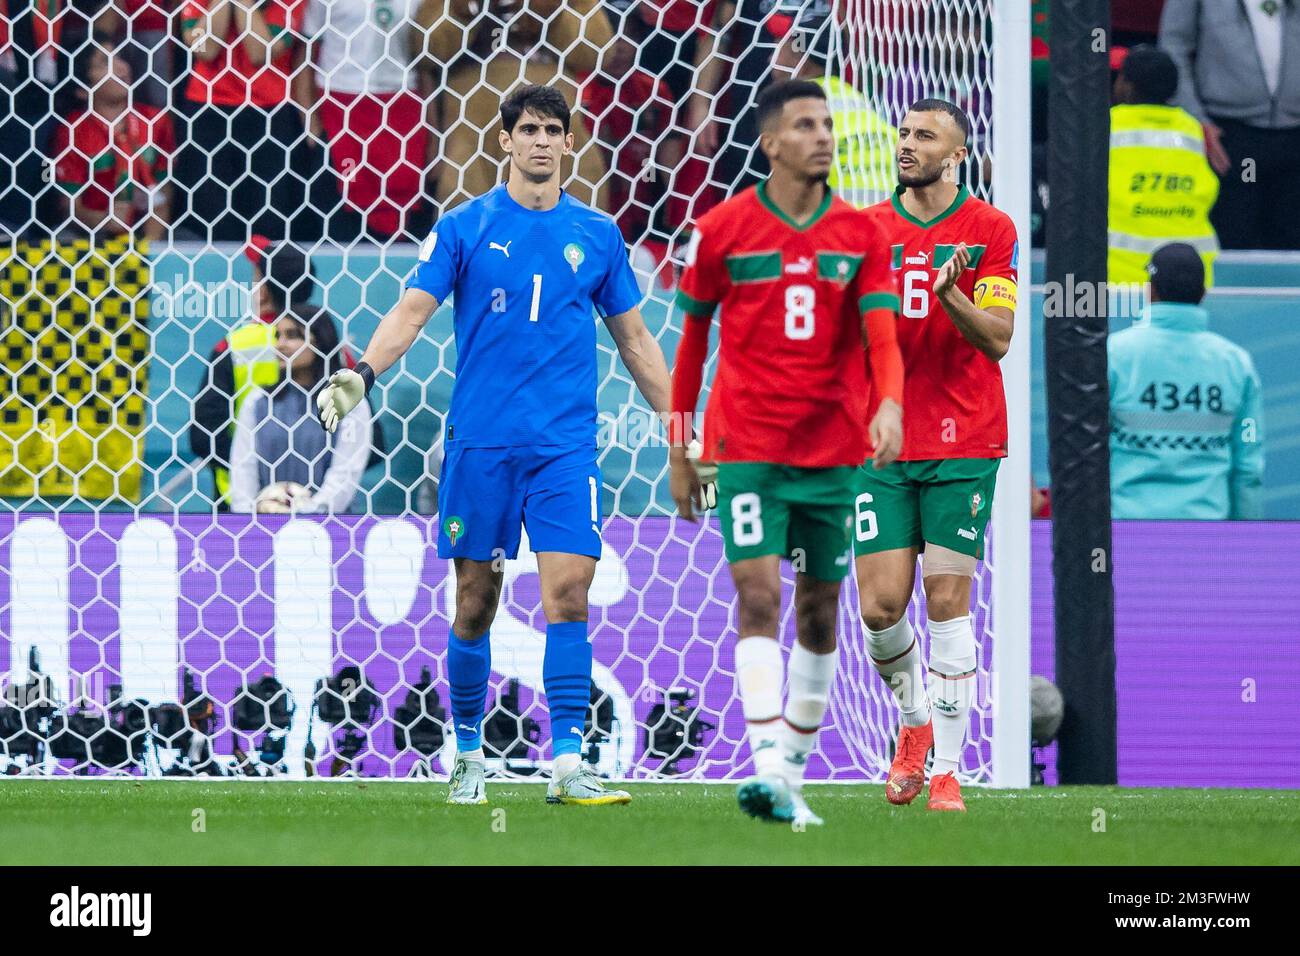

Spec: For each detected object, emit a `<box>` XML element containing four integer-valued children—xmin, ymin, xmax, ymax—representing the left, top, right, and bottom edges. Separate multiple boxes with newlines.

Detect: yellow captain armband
<box><xmin>973</xmin><ymin>276</ymin><xmax>1018</xmax><ymax>311</ymax></box>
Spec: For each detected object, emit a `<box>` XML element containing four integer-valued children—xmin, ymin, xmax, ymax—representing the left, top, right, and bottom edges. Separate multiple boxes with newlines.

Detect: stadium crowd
<box><xmin>0</xmin><ymin>1</ymin><xmax>1294</xmax><ymax>251</ymax></box>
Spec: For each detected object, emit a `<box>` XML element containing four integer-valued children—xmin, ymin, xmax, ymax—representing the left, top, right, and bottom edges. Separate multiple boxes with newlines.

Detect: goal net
<box><xmin>0</xmin><ymin>0</ymin><xmax>1029</xmax><ymax>783</ymax></box>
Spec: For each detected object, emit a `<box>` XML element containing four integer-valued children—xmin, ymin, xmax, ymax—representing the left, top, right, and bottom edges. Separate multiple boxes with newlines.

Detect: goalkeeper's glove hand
<box><xmin>687</xmin><ymin>439</ymin><xmax>718</xmax><ymax>509</ymax></box>
<box><xmin>317</xmin><ymin>368</ymin><xmax>366</xmax><ymax>433</ymax></box>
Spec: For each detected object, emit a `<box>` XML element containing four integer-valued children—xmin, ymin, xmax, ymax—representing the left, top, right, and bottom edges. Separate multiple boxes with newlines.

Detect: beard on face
<box><xmin>897</xmin><ymin>159</ymin><xmax>948</xmax><ymax>188</ymax></box>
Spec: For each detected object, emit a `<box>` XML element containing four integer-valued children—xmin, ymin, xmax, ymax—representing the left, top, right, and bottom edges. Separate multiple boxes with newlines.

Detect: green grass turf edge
<box><xmin>2</xmin><ymin>782</ymin><xmax>1297</xmax><ymax>866</ymax></box>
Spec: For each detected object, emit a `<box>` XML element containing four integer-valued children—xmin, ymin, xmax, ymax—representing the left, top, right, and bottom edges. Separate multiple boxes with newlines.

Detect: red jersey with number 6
<box><xmin>674</xmin><ymin>181</ymin><xmax>903</xmax><ymax>468</ymax></box>
<box><xmin>867</xmin><ymin>185</ymin><xmax>1019</xmax><ymax>460</ymax></box>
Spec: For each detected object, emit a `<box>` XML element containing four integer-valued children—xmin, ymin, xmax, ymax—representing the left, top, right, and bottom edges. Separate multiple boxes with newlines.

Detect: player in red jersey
<box><xmin>855</xmin><ymin>99</ymin><xmax>1019</xmax><ymax>812</ymax></box>
<box><xmin>669</xmin><ymin>79</ymin><xmax>904</xmax><ymax>826</ymax></box>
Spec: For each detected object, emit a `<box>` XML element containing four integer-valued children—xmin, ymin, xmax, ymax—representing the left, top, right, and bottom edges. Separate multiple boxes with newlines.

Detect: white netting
<box><xmin>0</xmin><ymin>0</ymin><xmax>1018</xmax><ymax>782</ymax></box>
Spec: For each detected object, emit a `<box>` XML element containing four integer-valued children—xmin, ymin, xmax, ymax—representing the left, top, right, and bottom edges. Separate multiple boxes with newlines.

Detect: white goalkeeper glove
<box><xmin>687</xmin><ymin>439</ymin><xmax>718</xmax><ymax>509</ymax></box>
<box><xmin>317</xmin><ymin>366</ymin><xmax>369</xmax><ymax>433</ymax></box>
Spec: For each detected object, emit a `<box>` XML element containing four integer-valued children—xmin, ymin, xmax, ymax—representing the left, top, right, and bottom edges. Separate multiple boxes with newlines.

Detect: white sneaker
<box><xmin>546</xmin><ymin>763</ymin><xmax>632</xmax><ymax>805</ymax></box>
<box><xmin>446</xmin><ymin>755</ymin><xmax>487</xmax><ymax>805</ymax></box>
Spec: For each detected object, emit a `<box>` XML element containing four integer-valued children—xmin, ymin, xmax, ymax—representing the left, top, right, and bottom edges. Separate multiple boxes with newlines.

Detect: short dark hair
<box><xmin>906</xmin><ymin>98</ymin><xmax>972</xmax><ymax>147</ymax></box>
<box><xmin>757</xmin><ymin>79</ymin><xmax>827</xmax><ymax>132</ymax></box>
<box><xmin>1121</xmin><ymin>45</ymin><xmax>1179</xmax><ymax>105</ymax></box>
<box><xmin>500</xmin><ymin>84</ymin><xmax>571</xmax><ymax>135</ymax></box>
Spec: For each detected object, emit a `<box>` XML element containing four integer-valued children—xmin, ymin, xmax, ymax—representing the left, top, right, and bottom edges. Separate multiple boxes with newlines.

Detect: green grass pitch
<box><xmin>2</xmin><ymin>781</ymin><xmax>1297</xmax><ymax>865</ymax></box>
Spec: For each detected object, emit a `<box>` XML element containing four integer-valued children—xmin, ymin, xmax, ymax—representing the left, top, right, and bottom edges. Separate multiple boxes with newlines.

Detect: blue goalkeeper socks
<box><xmin>543</xmin><ymin>621</ymin><xmax>591</xmax><ymax>758</ymax></box>
<box><xmin>447</xmin><ymin>629</ymin><xmax>491</xmax><ymax>751</ymax></box>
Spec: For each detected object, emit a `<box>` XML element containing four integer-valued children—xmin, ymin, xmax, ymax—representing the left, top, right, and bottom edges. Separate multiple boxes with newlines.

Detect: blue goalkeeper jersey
<box><xmin>407</xmin><ymin>184</ymin><xmax>643</xmax><ymax>448</ymax></box>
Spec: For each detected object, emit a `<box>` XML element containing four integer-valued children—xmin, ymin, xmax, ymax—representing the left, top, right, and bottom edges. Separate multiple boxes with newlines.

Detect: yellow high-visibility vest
<box><xmin>1109</xmin><ymin>103</ymin><xmax>1219</xmax><ymax>288</ymax></box>
<box><xmin>814</xmin><ymin>75</ymin><xmax>897</xmax><ymax>209</ymax></box>
<box><xmin>214</xmin><ymin>321</ymin><xmax>280</xmax><ymax>500</ymax></box>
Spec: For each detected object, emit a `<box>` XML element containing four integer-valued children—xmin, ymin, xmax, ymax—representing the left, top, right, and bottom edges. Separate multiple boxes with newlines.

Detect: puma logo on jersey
<box><xmin>489</xmin><ymin>240</ymin><xmax>512</xmax><ymax>258</ymax></box>
<box><xmin>785</xmin><ymin>256</ymin><xmax>813</xmax><ymax>274</ymax></box>
<box><xmin>905</xmin><ymin>251</ymin><xmax>930</xmax><ymax>265</ymax></box>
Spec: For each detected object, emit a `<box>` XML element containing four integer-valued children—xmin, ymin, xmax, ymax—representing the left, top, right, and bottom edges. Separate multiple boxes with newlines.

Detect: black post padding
<box><xmin>1045</xmin><ymin>0</ymin><xmax>1118</xmax><ymax>784</ymax></box>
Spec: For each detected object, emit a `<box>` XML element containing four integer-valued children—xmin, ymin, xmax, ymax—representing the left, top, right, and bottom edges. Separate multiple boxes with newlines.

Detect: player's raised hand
<box><xmin>933</xmin><ymin>242</ymin><xmax>971</xmax><ymax>298</ymax></box>
<box><xmin>869</xmin><ymin>398</ymin><xmax>903</xmax><ymax>469</ymax></box>
<box><xmin>317</xmin><ymin>369</ymin><xmax>366</xmax><ymax>433</ymax></box>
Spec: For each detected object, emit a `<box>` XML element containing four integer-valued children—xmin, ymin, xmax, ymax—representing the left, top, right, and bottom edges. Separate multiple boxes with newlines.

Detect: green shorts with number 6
<box><xmin>853</xmin><ymin>458</ymin><xmax>1001</xmax><ymax>559</ymax></box>
<box><xmin>716</xmin><ymin>462</ymin><xmax>857</xmax><ymax>581</ymax></box>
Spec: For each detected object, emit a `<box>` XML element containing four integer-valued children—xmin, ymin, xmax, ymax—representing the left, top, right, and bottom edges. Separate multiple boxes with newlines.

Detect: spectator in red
<box><xmin>632</xmin><ymin>1</ymin><xmax>719</xmax><ymax>105</ymax></box>
<box><xmin>298</xmin><ymin>0</ymin><xmax>431</xmax><ymax>240</ymax></box>
<box><xmin>581</xmin><ymin>31</ymin><xmax>676</xmax><ymax>241</ymax></box>
<box><xmin>644</xmin><ymin>0</ymin><xmax>792</xmax><ymax>225</ymax></box>
<box><xmin>50</xmin><ymin>44</ymin><xmax>174</xmax><ymax>240</ymax></box>
<box><xmin>177</xmin><ymin>0</ymin><xmax>308</xmax><ymax>241</ymax></box>
<box><xmin>86</xmin><ymin>2</ymin><xmax>178</xmax><ymax>109</ymax></box>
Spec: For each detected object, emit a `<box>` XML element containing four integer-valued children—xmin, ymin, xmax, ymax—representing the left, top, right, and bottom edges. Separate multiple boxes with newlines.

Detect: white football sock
<box><xmin>458</xmin><ymin>746</ymin><xmax>485</xmax><ymax>763</ymax></box>
<box><xmin>781</xmin><ymin>642</ymin><xmax>839</xmax><ymax>787</ymax></box>
<box><xmin>553</xmin><ymin>752</ymin><xmax>581</xmax><ymax>778</ymax></box>
<box><xmin>735</xmin><ymin>636</ymin><xmax>785</xmax><ymax>779</ymax></box>
<box><xmin>927</xmin><ymin>615</ymin><xmax>977</xmax><ymax>777</ymax></box>
<box><xmin>866</xmin><ymin>615</ymin><xmax>931</xmax><ymax>727</ymax></box>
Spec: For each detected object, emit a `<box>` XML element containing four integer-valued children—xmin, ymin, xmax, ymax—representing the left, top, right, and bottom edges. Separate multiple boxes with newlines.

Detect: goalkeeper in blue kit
<box><xmin>318</xmin><ymin>85</ymin><xmax>674</xmax><ymax>805</ymax></box>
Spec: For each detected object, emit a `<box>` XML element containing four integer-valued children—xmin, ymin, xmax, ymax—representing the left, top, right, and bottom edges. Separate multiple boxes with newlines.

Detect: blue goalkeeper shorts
<box><xmin>436</xmin><ymin>443</ymin><xmax>602</xmax><ymax>561</ymax></box>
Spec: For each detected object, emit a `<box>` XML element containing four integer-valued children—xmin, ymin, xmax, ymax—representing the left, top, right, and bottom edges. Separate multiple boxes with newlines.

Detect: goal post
<box><xmin>988</xmin><ymin>0</ymin><xmax>1034</xmax><ymax>789</ymax></box>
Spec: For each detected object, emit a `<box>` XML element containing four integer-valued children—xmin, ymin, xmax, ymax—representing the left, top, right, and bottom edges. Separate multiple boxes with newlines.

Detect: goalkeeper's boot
<box><xmin>789</xmin><ymin>788</ymin><xmax>824</xmax><ymax>827</ymax></box>
<box><xmin>546</xmin><ymin>764</ymin><xmax>632</xmax><ymax>806</ymax></box>
<box><xmin>885</xmin><ymin>720</ymin><xmax>933</xmax><ymax>806</ymax></box>
<box><xmin>736</xmin><ymin>776</ymin><xmax>795</xmax><ymax>823</ymax></box>
<box><xmin>926</xmin><ymin>771</ymin><xmax>966</xmax><ymax>812</ymax></box>
<box><xmin>446</xmin><ymin>755</ymin><xmax>488</xmax><ymax>805</ymax></box>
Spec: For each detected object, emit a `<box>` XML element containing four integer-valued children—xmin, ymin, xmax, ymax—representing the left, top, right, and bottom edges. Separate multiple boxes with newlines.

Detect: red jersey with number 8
<box><xmin>675</xmin><ymin>182</ymin><xmax>902</xmax><ymax>467</ymax></box>
<box><xmin>867</xmin><ymin>185</ymin><xmax>1019</xmax><ymax>460</ymax></box>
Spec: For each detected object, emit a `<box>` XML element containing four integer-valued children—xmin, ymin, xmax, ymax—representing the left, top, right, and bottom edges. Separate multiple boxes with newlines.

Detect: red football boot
<box><xmin>885</xmin><ymin>721</ymin><xmax>933</xmax><ymax>806</ymax></box>
<box><xmin>926</xmin><ymin>771</ymin><xmax>967</xmax><ymax>812</ymax></box>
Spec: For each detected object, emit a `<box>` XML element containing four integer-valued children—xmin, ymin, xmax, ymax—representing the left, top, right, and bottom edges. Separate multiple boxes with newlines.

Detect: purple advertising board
<box><xmin>0</xmin><ymin>514</ymin><xmax>910</xmax><ymax>781</ymax></box>
<box><xmin>1031</xmin><ymin>520</ymin><xmax>1300</xmax><ymax>789</ymax></box>
<box><xmin>0</xmin><ymin>515</ymin><xmax>1295</xmax><ymax>787</ymax></box>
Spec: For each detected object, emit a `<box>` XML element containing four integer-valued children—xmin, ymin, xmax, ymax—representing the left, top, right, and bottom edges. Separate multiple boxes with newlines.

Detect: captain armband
<box><xmin>973</xmin><ymin>277</ymin><xmax>1018</xmax><ymax>311</ymax></box>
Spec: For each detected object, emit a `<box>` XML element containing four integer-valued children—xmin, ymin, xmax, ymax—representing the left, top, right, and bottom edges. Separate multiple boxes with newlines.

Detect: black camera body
<box><xmin>45</xmin><ymin>711</ymin><xmax>105</xmax><ymax>762</ymax></box>
<box><xmin>0</xmin><ymin>670</ymin><xmax>54</xmax><ymax>767</ymax></box>
<box><xmin>393</xmin><ymin>666</ymin><xmax>446</xmax><ymax>757</ymax></box>
<box><xmin>643</xmin><ymin>688</ymin><xmax>714</xmax><ymax>775</ymax></box>
<box><xmin>150</xmin><ymin>670</ymin><xmax>223</xmax><ymax>776</ymax></box>
<box><xmin>584</xmin><ymin>681</ymin><xmax>615</xmax><ymax>768</ymax></box>
<box><xmin>233</xmin><ymin>674</ymin><xmax>294</xmax><ymax>733</ymax></box>
<box><xmin>484</xmin><ymin>678</ymin><xmax>541</xmax><ymax>764</ymax></box>
<box><xmin>315</xmin><ymin>666</ymin><xmax>379</xmax><ymax>727</ymax></box>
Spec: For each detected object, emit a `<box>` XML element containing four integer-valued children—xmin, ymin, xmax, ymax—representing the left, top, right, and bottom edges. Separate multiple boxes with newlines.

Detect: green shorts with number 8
<box><xmin>853</xmin><ymin>457</ymin><xmax>1001</xmax><ymax>559</ymax></box>
<box><xmin>716</xmin><ymin>462</ymin><xmax>857</xmax><ymax>581</ymax></box>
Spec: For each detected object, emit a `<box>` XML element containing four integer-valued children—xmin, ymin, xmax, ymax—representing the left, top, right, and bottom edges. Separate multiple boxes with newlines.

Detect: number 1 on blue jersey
<box><xmin>529</xmin><ymin>273</ymin><xmax>542</xmax><ymax>322</ymax></box>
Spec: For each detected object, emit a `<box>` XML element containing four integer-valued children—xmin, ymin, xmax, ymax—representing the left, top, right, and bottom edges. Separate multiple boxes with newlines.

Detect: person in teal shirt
<box><xmin>1109</xmin><ymin>242</ymin><xmax>1264</xmax><ymax>519</ymax></box>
